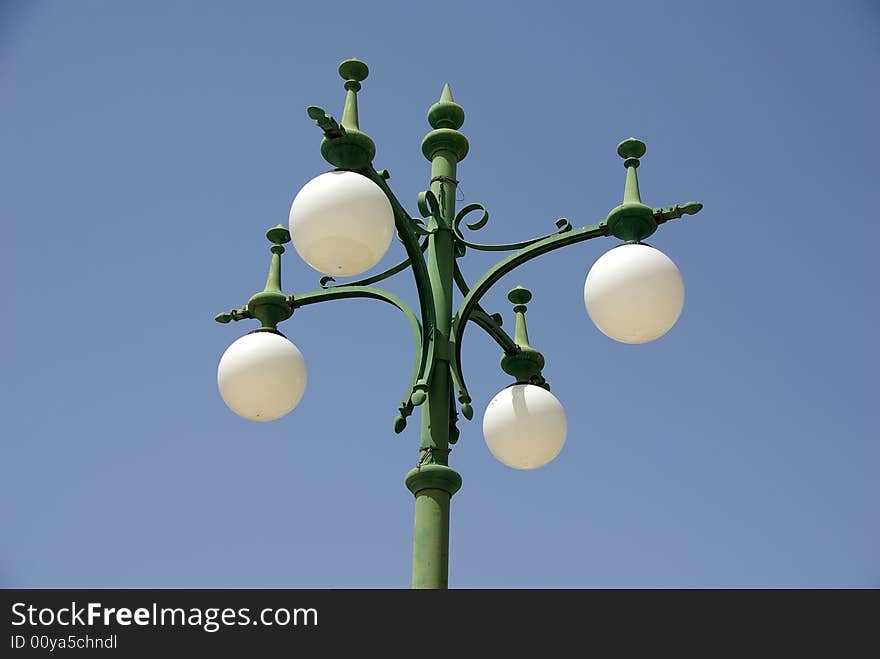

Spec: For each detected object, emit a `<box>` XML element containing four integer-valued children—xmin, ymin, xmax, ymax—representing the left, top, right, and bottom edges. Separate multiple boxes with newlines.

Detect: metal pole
<box><xmin>404</xmin><ymin>84</ymin><xmax>469</xmax><ymax>588</ymax></box>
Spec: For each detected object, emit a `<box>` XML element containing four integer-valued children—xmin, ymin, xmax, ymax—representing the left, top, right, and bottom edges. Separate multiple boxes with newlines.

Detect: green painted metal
<box><xmin>401</xmin><ymin>83</ymin><xmax>469</xmax><ymax>589</ymax></box>
<box><xmin>291</xmin><ymin>285</ymin><xmax>425</xmax><ymax>429</ymax></box>
<box><xmin>653</xmin><ymin>201</ymin><xmax>704</xmax><ymax>225</ymax></box>
<box><xmin>453</xmin><ymin>263</ymin><xmax>518</xmax><ymax>355</ymax></box>
<box><xmin>452</xmin><ymin>203</ymin><xmax>575</xmax><ymax>252</ymax></box>
<box><xmin>421</xmin><ymin>83</ymin><xmax>469</xmax><ymax>163</ymax></box>
<box><xmin>215</xmin><ymin>57</ymin><xmax>705</xmax><ymax>589</ymax></box>
<box><xmin>309</xmin><ymin>58</ymin><xmax>377</xmax><ymax>170</ymax></box>
<box><xmin>363</xmin><ymin>166</ymin><xmax>437</xmax><ymax>348</ymax></box>
<box><xmin>605</xmin><ymin>138</ymin><xmax>657</xmax><ymax>242</ymax></box>
<box><xmin>500</xmin><ymin>287</ymin><xmax>548</xmax><ymax>387</ymax></box>
<box><xmin>318</xmin><ymin>238</ymin><xmax>429</xmax><ymax>290</ymax></box>
<box><xmin>450</xmin><ymin>220</ymin><xmax>608</xmax><ymax>409</ymax></box>
<box><xmin>404</xmin><ymin>463</ymin><xmax>461</xmax><ymax>589</ymax></box>
<box><xmin>215</xmin><ymin>225</ymin><xmax>293</xmax><ymax>331</ymax></box>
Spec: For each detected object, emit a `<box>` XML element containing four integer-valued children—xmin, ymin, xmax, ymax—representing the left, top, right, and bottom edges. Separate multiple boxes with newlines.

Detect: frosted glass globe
<box><xmin>584</xmin><ymin>243</ymin><xmax>684</xmax><ymax>344</ymax></box>
<box><xmin>289</xmin><ymin>170</ymin><xmax>395</xmax><ymax>277</ymax></box>
<box><xmin>217</xmin><ymin>331</ymin><xmax>307</xmax><ymax>422</ymax></box>
<box><xmin>483</xmin><ymin>384</ymin><xmax>567</xmax><ymax>470</ymax></box>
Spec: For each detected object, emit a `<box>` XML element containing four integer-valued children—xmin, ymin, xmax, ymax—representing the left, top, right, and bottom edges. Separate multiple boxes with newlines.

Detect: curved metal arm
<box><xmin>319</xmin><ymin>238</ymin><xmax>429</xmax><ymax>289</ymax></box>
<box><xmin>452</xmin><ymin>261</ymin><xmax>518</xmax><ymax>355</ymax></box>
<box><xmin>291</xmin><ymin>285</ymin><xmax>431</xmax><ymax>433</ymax></box>
<box><xmin>361</xmin><ymin>167</ymin><xmax>437</xmax><ymax>345</ymax></box>
<box><xmin>453</xmin><ymin>203</ymin><xmax>574</xmax><ymax>252</ymax></box>
<box><xmin>449</xmin><ymin>221</ymin><xmax>609</xmax><ymax>411</ymax></box>
<box><xmin>469</xmin><ymin>309</ymin><xmax>517</xmax><ymax>354</ymax></box>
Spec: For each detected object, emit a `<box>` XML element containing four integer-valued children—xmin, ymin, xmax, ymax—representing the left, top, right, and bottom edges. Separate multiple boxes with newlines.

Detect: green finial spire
<box><xmin>246</xmin><ymin>225</ymin><xmax>293</xmax><ymax>330</ymax></box>
<box><xmin>618</xmin><ymin>138</ymin><xmax>646</xmax><ymax>205</ymax></box>
<box><xmin>422</xmin><ymin>83</ymin><xmax>468</xmax><ymax>161</ymax></box>
<box><xmin>508</xmin><ymin>286</ymin><xmax>533</xmax><ymax>347</ymax></box>
<box><xmin>605</xmin><ymin>137</ymin><xmax>657</xmax><ymax>242</ymax></box>
<box><xmin>427</xmin><ymin>84</ymin><xmax>465</xmax><ymax>130</ymax></box>
<box><xmin>500</xmin><ymin>286</ymin><xmax>548</xmax><ymax>387</ymax></box>
<box><xmin>338</xmin><ymin>58</ymin><xmax>368</xmax><ymax>130</ymax></box>
<box><xmin>315</xmin><ymin>58</ymin><xmax>376</xmax><ymax>169</ymax></box>
<box><xmin>262</xmin><ymin>225</ymin><xmax>289</xmax><ymax>294</ymax></box>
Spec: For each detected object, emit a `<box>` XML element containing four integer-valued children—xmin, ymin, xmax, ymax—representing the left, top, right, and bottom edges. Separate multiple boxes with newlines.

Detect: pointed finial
<box><xmin>427</xmin><ymin>83</ymin><xmax>465</xmax><ymax>130</ymax></box>
<box><xmin>338</xmin><ymin>58</ymin><xmax>368</xmax><ymax>130</ymax></box>
<box><xmin>423</xmin><ymin>83</ymin><xmax>468</xmax><ymax>162</ymax></box>
<box><xmin>243</xmin><ymin>225</ymin><xmax>295</xmax><ymax>330</ymax></box>
<box><xmin>317</xmin><ymin>58</ymin><xmax>376</xmax><ymax>169</ymax></box>
<box><xmin>605</xmin><ymin>137</ymin><xmax>657</xmax><ymax>241</ymax></box>
<box><xmin>500</xmin><ymin>286</ymin><xmax>546</xmax><ymax>385</ymax></box>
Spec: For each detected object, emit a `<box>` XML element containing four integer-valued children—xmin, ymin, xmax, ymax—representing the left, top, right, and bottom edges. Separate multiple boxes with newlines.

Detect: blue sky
<box><xmin>1</xmin><ymin>0</ymin><xmax>877</xmax><ymax>588</ymax></box>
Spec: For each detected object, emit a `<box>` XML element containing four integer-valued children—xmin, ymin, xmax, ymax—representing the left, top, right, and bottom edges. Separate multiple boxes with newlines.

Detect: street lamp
<box><xmin>214</xmin><ymin>58</ymin><xmax>703</xmax><ymax>588</ymax></box>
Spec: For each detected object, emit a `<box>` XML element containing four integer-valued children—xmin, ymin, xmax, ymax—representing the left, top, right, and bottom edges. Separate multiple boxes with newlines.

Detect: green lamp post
<box><xmin>215</xmin><ymin>58</ymin><xmax>703</xmax><ymax>589</ymax></box>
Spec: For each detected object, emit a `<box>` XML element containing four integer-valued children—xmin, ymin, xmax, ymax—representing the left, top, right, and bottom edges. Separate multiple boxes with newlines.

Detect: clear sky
<box><xmin>2</xmin><ymin>0</ymin><xmax>878</xmax><ymax>588</ymax></box>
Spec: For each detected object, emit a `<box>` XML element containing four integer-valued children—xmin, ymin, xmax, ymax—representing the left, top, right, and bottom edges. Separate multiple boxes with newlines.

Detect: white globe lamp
<box><xmin>482</xmin><ymin>384</ymin><xmax>567</xmax><ymax>470</ymax></box>
<box><xmin>217</xmin><ymin>331</ymin><xmax>307</xmax><ymax>422</ymax></box>
<box><xmin>289</xmin><ymin>170</ymin><xmax>395</xmax><ymax>277</ymax></box>
<box><xmin>584</xmin><ymin>243</ymin><xmax>684</xmax><ymax>344</ymax></box>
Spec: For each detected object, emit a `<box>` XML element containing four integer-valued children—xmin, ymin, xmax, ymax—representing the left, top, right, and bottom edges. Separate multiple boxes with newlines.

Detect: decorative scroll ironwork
<box><xmin>287</xmin><ymin>165</ymin><xmax>443</xmax><ymax>434</ymax></box>
<box><xmin>452</xmin><ymin>203</ymin><xmax>574</xmax><ymax>252</ymax></box>
<box><xmin>417</xmin><ymin>189</ymin><xmax>441</xmax><ymax>224</ymax></box>
<box><xmin>361</xmin><ymin>166</ymin><xmax>437</xmax><ymax>344</ymax></box>
<box><xmin>449</xmin><ymin>221</ymin><xmax>610</xmax><ymax>414</ymax></box>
